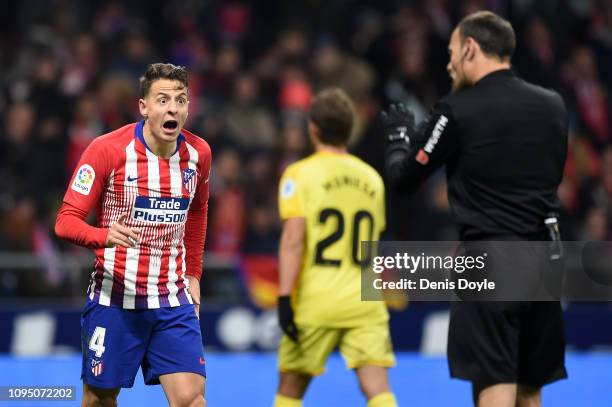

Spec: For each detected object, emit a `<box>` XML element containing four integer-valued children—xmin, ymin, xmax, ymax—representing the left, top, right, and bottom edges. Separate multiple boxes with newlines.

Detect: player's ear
<box><xmin>308</xmin><ymin>120</ymin><xmax>320</xmax><ymax>143</ymax></box>
<box><xmin>138</xmin><ymin>98</ymin><xmax>148</xmax><ymax>119</ymax></box>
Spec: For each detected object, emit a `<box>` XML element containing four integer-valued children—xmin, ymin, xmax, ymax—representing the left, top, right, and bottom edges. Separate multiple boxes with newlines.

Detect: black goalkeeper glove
<box><xmin>278</xmin><ymin>295</ymin><xmax>298</xmax><ymax>342</ymax></box>
<box><xmin>380</xmin><ymin>103</ymin><xmax>416</xmax><ymax>147</ymax></box>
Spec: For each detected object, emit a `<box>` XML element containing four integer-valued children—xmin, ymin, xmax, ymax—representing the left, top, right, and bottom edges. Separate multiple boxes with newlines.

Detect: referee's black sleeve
<box><xmin>385</xmin><ymin>101</ymin><xmax>458</xmax><ymax>193</ymax></box>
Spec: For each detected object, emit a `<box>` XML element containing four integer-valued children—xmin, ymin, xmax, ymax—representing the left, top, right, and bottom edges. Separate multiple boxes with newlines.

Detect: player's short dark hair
<box><xmin>309</xmin><ymin>87</ymin><xmax>355</xmax><ymax>147</ymax></box>
<box><xmin>457</xmin><ymin>11</ymin><xmax>516</xmax><ymax>60</ymax></box>
<box><xmin>139</xmin><ymin>63</ymin><xmax>188</xmax><ymax>98</ymax></box>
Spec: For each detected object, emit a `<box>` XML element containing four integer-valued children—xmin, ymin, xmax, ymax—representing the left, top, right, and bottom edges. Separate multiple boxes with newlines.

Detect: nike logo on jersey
<box><xmin>127</xmin><ymin>175</ymin><xmax>141</xmax><ymax>182</ymax></box>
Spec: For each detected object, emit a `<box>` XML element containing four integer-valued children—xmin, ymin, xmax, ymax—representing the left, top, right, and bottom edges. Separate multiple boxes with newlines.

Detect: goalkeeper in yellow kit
<box><xmin>274</xmin><ymin>88</ymin><xmax>398</xmax><ymax>407</ymax></box>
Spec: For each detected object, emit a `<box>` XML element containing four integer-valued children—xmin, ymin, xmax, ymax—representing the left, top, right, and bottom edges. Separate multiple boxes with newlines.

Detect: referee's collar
<box><xmin>477</xmin><ymin>68</ymin><xmax>514</xmax><ymax>84</ymax></box>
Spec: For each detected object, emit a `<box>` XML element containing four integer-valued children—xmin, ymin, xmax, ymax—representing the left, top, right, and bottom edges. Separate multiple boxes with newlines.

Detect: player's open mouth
<box><xmin>162</xmin><ymin>120</ymin><xmax>178</xmax><ymax>133</ymax></box>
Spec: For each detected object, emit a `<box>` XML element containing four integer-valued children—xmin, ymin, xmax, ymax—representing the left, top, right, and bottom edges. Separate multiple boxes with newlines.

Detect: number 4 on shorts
<box><xmin>89</xmin><ymin>327</ymin><xmax>106</xmax><ymax>358</ymax></box>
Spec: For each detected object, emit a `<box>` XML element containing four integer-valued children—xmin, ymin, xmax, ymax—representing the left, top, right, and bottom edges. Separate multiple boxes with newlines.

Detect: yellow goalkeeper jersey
<box><xmin>278</xmin><ymin>151</ymin><xmax>389</xmax><ymax>327</ymax></box>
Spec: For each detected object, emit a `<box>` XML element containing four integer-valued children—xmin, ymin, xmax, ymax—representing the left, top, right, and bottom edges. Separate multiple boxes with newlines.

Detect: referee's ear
<box><xmin>463</xmin><ymin>37</ymin><xmax>478</xmax><ymax>62</ymax></box>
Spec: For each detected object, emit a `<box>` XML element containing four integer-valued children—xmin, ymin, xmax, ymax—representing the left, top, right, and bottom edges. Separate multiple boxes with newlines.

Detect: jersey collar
<box><xmin>477</xmin><ymin>68</ymin><xmax>515</xmax><ymax>84</ymax></box>
<box><xmin>134</xmin><ymin>120</ymin><xmax>185</xmax><ymax>156</ymax></box>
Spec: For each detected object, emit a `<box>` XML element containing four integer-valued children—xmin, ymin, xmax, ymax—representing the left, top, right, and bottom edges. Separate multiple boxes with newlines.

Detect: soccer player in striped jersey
<box><xmin>55</xmin><ymin>63</ymin><xmax>210</xmax><ymax>407</ymax></box>
<box><xmin>274</xmin><ymin>88</ymin><xmax>398</xmax><ymax>407</ymax></box>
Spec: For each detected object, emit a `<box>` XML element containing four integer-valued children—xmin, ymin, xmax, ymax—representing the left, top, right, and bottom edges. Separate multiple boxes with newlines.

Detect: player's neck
<box><xmin>315</xmin><ymin>143</ymin><xmax>347</xmax><ymax>154</ymax></box>
<box><xmin>142</xmin><ymin>121</ymin><xmax>176</xmax><ymax>159</ymax></box>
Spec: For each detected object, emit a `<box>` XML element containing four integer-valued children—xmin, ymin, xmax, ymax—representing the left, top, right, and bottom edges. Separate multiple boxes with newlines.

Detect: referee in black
<box><xmin>382</xmin><ymin>11</ymin><xmax>567</xmax><ymax>407</ymax></box>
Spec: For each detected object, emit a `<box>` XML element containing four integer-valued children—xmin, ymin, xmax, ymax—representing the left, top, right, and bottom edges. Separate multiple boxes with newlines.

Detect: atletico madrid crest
<box><xmin>183</xmin><ymin>169</ymin><xmax>197</xmax><ymax>193</ymax></box>
<box><xmin>91</xmin><ymin>359</ymin><xmax>104</xmax><ymax>376</ymax></box>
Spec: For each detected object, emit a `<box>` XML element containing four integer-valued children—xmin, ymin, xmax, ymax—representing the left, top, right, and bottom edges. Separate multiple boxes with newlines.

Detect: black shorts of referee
<box><xmin>447</xmin><ymin>238</ymin><xmax>567</xmax><ymax>387</ymax></box>
<box><xmin>448</xmin><ymin>300</ymin><xmax>566</xmax><ymax>387</ymax></box>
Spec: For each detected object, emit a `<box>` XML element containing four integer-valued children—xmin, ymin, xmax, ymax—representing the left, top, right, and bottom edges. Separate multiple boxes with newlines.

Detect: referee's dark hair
<box><xmin>140</xmin><ymin>63</ymin><xmax>188</xmax><ymax>98</ymax></box>
<box><xmin>458</xmin><ymin>11</ymin><xmax>516</xmax><ymax>61</ymax></box>
<box><xmin>309</xmin><ymin>87</ymin><xmax>355</xmax><ymax>146</ymax></box>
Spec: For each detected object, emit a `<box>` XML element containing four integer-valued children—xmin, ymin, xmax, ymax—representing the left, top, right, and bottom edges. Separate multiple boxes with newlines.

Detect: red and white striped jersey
<box><xmin>60</xmin><ymin>121</ymin><xmax>211</xmax><ymax>309</ymax></box>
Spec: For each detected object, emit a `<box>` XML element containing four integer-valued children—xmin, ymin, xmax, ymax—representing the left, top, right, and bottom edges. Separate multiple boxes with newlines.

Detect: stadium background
<box><xmin>1</xmin><ymin>0</ymin><xmax>612</xmax><ymax>405</ymax></box>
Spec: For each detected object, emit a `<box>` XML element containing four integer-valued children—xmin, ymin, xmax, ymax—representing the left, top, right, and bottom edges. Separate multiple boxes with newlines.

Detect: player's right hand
<box><xmin>278</xmin><ymin>295</ymin><xmax>298</xmax><ymax>342</ymax></box>
<box><xmin>105</xmin><ymin>213</ymin><xmax>141</xmax><ymax>248</ymax></box>
<box><xmin>380</xmin><ymin>103</ymin><xmax>416</xmax><ymax>145</ymax></box>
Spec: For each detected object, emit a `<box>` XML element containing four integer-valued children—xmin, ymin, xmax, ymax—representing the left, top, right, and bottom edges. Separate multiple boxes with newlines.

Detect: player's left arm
<box><xmin>277</xmin><ymin>165</ymin><xmax>305</xmax><ymax>341</ymax></box>
<box><xmin>384</xmin><ymin>101</ymin><xmax>458</xmax><ymax>193</ymax></box>
<box><xmin>278</xmin><ymin>217</ymin><xmax>305</xmax><ymax>296</ymax></box>
<box><xmin>278</xmin><ymin>217</ymin><xmax>305</xmax><ymax>341</ymax></box>
<box><xmin>184</xmin><ymin>146</ymin><xmax>211</xmax><ymax>317</ymax></box>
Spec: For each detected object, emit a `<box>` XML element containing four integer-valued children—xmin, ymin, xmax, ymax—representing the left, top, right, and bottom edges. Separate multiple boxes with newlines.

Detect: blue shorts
<box><xmin>80</xmin><ymin>299</ymin><xmax>206</xmax><ymax>389</ymax></box>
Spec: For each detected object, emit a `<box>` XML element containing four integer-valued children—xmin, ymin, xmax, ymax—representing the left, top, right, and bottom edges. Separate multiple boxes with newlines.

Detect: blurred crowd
<box><xmin>1</xmin><ymin>0</ymin><xmax>612</xmax><ymax>298</ymax></box>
